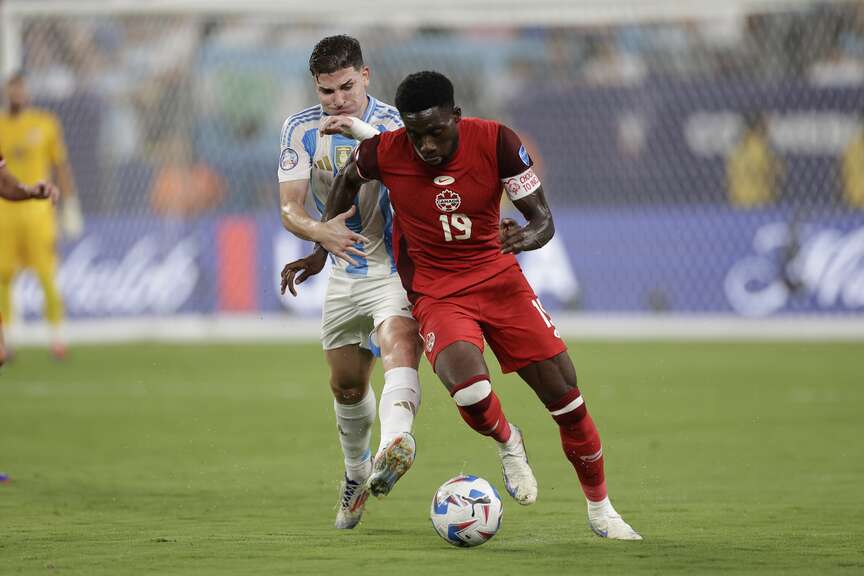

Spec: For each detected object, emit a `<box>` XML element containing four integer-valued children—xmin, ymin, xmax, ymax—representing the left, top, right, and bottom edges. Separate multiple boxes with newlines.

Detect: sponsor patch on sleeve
<box><xmin>279</xmin><ymin>147</ymin><xmax>299</xmax><ymax>172</ymax></box>
<box><xmin>502</xmin><ymin>167</ymin><xmax>541</xmax><ymax>201</ymax></box>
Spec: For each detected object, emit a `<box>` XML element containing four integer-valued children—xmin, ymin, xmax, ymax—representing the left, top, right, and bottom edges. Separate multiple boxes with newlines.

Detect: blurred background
<box><xmin>2</xmin><ymin>0</ymin><xmax>863</xmax><ymax>344</ymax></box>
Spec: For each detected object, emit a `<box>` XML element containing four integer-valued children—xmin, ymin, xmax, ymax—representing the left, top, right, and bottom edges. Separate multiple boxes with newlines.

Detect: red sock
<box><xmin>548</xmin><ymin>388</ymin><xmax>607</xmax><ymax>502</ymax></box>
<box><xmin>450</xmin><ymin>375</ymin><xmax>512</xmax><ymax>443</ymax></box>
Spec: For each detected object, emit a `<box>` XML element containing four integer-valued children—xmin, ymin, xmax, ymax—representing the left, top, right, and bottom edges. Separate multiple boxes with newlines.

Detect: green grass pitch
<box><xmin>1</xmin><ymin>341</ymin><xmax>862</xmax><ymax>575</ymax></box>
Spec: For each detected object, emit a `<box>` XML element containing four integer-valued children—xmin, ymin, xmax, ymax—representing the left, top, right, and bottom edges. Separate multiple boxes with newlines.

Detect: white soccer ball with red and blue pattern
<box><xmin>430</xmin><ymin>475</ymin><xmax>503</xmax><ymax>547</ymax></box>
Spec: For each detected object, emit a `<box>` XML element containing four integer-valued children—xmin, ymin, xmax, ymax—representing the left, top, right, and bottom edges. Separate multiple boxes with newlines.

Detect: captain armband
<box><xmin>502</xmin><ymin>168</ymin><xmax>541</xmax><ymax>201</ymax></box>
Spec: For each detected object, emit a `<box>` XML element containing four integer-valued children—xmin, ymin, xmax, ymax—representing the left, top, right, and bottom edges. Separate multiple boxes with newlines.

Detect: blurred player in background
<box><xmin>0</xmin><ymin>151</ymin><xmax>60</xmax><ymax>366</ymax></box>
<box><xmin>727</xmin><ymin>111</ymin><xmax>783</xmax><ymax>209</ymax></box>
<box><xmin>840</xmin><ymin>112</ymin><xmax>864</xmax><ymax>208</ymax></box>
<box><xmin>277</xmin><ymin>36</ymin><xmax>422</xmax><ymax>529</ymax></box>
<box><xmin>296</xmin><ymin>71</ymin><xmax>642</xmax><ymax>540</ymax></box>
<box><xmin>0</xmin><ymin>72</ymin><xmax>83</xmax><ymax>359</ymax></box>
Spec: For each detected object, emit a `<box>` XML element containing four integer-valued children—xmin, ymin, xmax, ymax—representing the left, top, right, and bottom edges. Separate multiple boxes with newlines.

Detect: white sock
<box><xmin>334</xmin><ymin>387</ymin><xmax>377</xmax><ymax>482</ymax></box>
<box><xmin>376</xmin><ymin>367</ymin><xmax>421</xmax><ymax>454</ymax></box>
<box><xmin>587</xmin><ymin>496</ymin><xmax>615</xmax><ymax>516</ymax></box>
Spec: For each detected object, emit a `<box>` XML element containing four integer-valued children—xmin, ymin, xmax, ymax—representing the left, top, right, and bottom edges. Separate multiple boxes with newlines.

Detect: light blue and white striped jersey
<box><xmin>278</xmin><ymin>96</ymin><xmax>403</xmax><ymax>278</ymax></box>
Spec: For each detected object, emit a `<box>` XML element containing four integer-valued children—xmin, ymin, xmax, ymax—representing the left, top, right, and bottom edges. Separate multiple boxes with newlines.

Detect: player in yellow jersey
<box><xmin>0</xmin><ymin>72</ymin><xmax>83</xmax><ymax>359</ymax></box>
<box><xmin>0</xmin><ymin>151</ymin><xmax>59</xmax><ymax>366</ymax></box>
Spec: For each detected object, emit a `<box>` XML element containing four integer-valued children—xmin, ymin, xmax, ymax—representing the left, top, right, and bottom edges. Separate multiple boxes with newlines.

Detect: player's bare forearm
<box><xmin>323</xmin><ymin>159</ymin><xmax>363</xmax><ymax>221</ymax></box>
<box><xmin>501</xmin><ymin>187</ymin><xmax>555</xmax><ymax>254</ymax></box>
<box><xmin>0</xmin><ymin>175</ymin><xmax>33</xmax><ymax>200</ymax></box>
<box><xmin>57</xmin><ymin>162</ymin><xmax>77</xmax><ymax>199</ymax></box>
<box><xmin>280</xmin><ymin>200</ymin><xmax>318</xmax><ymax>241</ymax></box>
<box><xmin>279</xmin><ymin>180</ymin><xmax>320</xmax><ymax>241</ymax></box>
<box><xmin>312</xmin><ymin>159</ymin><xmax>368</xmax><ymax>265</ymax></box>
<box><xmin>0</xmin><ymin>169</ymin><xmax>56</xmax><ymax>202</ymax></box>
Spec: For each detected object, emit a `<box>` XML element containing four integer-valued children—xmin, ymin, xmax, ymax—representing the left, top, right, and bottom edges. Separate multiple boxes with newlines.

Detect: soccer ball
<box><xmin>430</xmin><ymin>475</ymin><xmax>503</xmax><ymax>547</ymax></box>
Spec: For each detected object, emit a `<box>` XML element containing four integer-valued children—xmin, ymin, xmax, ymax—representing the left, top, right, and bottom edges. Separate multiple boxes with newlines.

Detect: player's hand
<box><xmin>29</xmin><ymin>181</ymin><xmax>60</xmax><ymax>204</ymax></box>
<box><xmin>320</xmin><ymin>116</ymin><xmax>378</xmax><ymax>140</ymax></box>
<box><xmin>499</xmin><ymin>218</ymin><xmax>527</xmax><ymax>254</ymax></box>
<box><xmin>320</xmin><ymin>115</ymin><xmax>356</xmax><ymax>138</ymax></box>
<box><xmin>318</xmin><ymin>205</ymin><xmax>369</xmax><ymax>266</ymax></box>
<box><xmin>281</xmin><ymin>247</ymin><xmax>327</xmax><ymax>297</ymax></box>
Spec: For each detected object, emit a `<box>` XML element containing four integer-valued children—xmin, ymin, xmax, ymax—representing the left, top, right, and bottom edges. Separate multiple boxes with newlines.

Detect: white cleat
<box><xmin>497</xmin><ymin>424</ymin><xmax>538</xmax><ymax>505</ymax></box>
<box><xmin>368</xmin><ymin>433</ymin><xmax>416</xmax><ymax>498</ymax></box>
<box><xmin>334</xmin><ymin>473</ymin><xmax>370</xmax><ymax>529</ymax></box>
<box><xmin>588</xmin><ymin>500</ymin><xmax>642</xmax><ymax>540</ymax></box>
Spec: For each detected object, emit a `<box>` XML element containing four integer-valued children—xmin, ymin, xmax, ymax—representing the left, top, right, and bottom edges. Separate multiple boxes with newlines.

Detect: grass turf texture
<box><xmin>1</xmin><ymin>341</ymin><xmax>862</xmax><ymax>575</ymax></box>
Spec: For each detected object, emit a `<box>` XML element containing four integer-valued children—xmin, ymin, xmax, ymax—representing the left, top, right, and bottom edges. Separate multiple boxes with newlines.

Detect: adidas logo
<box><xmin>393</xmin><ymin>401</ymin><xmax>417</xmax><ymax>416</ymax></box>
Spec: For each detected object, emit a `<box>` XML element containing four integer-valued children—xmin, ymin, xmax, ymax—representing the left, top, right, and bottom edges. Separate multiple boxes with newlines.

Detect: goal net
<box><xmin>3</xmin><ymin>0</ymin><xmax>863</xmax><ymax>329</ymax></box>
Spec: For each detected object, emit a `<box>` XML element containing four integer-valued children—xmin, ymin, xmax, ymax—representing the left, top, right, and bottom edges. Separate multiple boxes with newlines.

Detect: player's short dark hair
<box><xmin>309</xmin><ymin>35</ymin><xmax>364</xmax><ymax>76</ymax></box>
<box><xmin>395</xmin><ymin>71</ymin><xmax>455</xmax><ymax>115</ymax></box>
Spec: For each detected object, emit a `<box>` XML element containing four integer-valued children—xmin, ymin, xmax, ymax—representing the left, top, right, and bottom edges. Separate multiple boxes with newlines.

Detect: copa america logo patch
<box><xmin>280</xmin><ymin>147</ymin><xmax>299</xmax><ymax>171</ymax></box>
<box><xmin>425</xmin><ymin>331</ymin><xmax>436</xmax><ymax>352</ymax></box>
<box><xmin>435</xmin><ymin>189</ymin><xmax>461</xmax><ymax>212</ymax></box>
<box><xmin>518</xmin><ymin>145</ymin><xmax>531</xmax><ymax>166</ymax></box>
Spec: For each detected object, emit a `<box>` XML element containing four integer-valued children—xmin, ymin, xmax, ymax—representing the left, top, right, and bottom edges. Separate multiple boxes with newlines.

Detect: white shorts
<box><xmin>320</xmin><ymin>272</ymin><xmax>413</xmax><ymax>351</ymax></box>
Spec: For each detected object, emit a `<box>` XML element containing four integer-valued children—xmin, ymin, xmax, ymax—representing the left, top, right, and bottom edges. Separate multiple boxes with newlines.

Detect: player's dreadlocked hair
<box><xmin>395</xmin><ymin>71</ymin><xmax>455</xmax><ymax>114</ymax></box>
<box><xmin>309</xmin><ymin>35</ymin><xmax>364</xmax><ymax>76</ymax></box>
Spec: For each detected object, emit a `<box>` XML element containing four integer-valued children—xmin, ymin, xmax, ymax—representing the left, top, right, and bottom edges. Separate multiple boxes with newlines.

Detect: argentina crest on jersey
<box><xmin>335</xmin><ymin>146</ymin><xmax>353</xmax><ymax>170</ymax></box>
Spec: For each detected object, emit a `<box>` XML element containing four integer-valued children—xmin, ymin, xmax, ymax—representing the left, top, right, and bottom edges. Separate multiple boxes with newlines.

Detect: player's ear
<box><xmin>453</xmin><ymin>106</ymin><xmax>462</xmax><ymax>123</ymax></box>
<box><xmin>361</xmin><ymin>66</ymin><xmax>370</xmax><ymax>87</ymax></box>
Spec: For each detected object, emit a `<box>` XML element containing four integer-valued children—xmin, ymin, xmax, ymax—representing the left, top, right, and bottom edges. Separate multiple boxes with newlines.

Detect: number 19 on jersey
<box><xmin>439</xmin><ymin>213</ymin><xmax>472</xmax><ymax>241</ymax></box>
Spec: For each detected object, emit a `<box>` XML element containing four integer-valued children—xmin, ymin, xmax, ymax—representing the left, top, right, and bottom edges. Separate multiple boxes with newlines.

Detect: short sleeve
<box><xmin>277</xmin><ymin>115</ymin><xmax>313</xmax><ymax>183</ymax></box>
<box><xmin>354</xmin><ymin>135</ymin><xmax>382</xmax><ymax>181</ymax></box>
<box><xmin>497</xmin><ymin>125</ymin><xmax>542</xmax><ymax>201</ymax></box>
<box><xmin>48</xmin><ymin>115</ymin><xmax>68</xmax><ymax>165</ymax></box>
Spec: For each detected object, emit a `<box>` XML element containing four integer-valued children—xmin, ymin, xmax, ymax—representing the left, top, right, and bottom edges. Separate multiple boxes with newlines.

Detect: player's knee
<box><xmin>434</xmin><ymin>341</ymin><xmax>487</xmax><ymax>391</ymax></box>
<box><xmin>451</xmin><ymin>375</ymin><xmax>492</xmax><ymax>406</ymax></box>
<box><xmin>330</xmin><ymin>380</ymin><xmax>368</xmax><ymax>404</ymax></box>
<box><xmin>377</xmin><ymin>317</ymin><xmax>422</xmax><ymax>366</ymax></box>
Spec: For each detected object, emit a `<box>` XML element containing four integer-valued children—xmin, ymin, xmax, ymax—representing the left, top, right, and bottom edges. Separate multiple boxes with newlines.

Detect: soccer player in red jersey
<box><xmin>285</xmin><ymin>71</ymin><xmax>641</xmax><ymax>539</ymax></box>
<box><xmin>0</xmin><ymin>151</ymin><xmax>59</xmax><ymax>366</ymax></box>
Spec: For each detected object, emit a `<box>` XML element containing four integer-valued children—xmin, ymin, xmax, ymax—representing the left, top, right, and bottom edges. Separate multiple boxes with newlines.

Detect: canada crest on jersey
<box><xmin>435</xmin><ymin>189</ymin><xmax>461</xmax><ymax>212</ymax></box>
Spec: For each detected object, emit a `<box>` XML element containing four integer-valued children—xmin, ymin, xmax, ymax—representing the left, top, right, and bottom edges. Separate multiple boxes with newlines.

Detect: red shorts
<box><xmin>412</xmin><ymin>264</ymin><xmax>567</xmax><ymax>373</ymax></box>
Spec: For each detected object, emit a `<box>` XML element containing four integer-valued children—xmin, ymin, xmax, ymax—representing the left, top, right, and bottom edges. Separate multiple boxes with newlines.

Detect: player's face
<box><xmin>403</xmin><ymin>106</ymin><xmax>461</xmax><ymax>166</ymax></box>
<box><xmin>5</xmin><ymin>79</ymin><xmax>28</xmax><ymax>113</ymax></box>
<box><xmin>314</xmin><ymin>66</ymin><xmax>370</xmax><ymax>118</ymax></box>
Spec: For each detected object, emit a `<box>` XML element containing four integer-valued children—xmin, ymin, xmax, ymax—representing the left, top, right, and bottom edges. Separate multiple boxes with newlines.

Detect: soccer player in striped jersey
<box><xmin>277</xmin><ymin>36</ymin><xmax>422</xmax><ymax>530</ymax></box>
<box><xmin>0</xmin><ymin>151</ymin><xmax>59</xmax><ymax>366</ymax></box>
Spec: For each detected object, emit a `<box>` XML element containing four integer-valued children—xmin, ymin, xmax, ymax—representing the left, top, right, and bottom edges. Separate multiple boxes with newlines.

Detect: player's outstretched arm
<box><xmin>0</xmin><ymin>166</ymin><xmax>59</xmax><ymax>203</ymax></box>
<box><xmin>500</xmin><ymin>186</ymin><xmax>555</xmax><ymax>255</ymax></box>
<box><xmin>317</xmin><ymin>156</ymin><xmax>368</xmax><ymax>264</ymax></box>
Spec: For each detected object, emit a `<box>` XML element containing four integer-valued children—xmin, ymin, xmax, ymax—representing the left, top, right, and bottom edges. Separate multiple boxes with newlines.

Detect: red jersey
<box><xmin>355</xmin><ymin>118</ymin><xmax>541</xmax><ymax>300</ymax></box>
